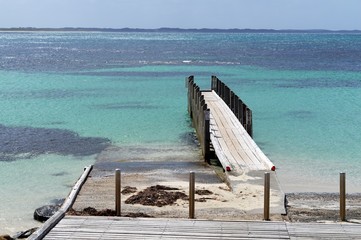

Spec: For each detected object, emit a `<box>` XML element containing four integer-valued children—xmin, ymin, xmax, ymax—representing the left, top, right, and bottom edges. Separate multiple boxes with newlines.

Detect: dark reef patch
<box><xmin>276</xmin><ymin>79</ymin><xmax>361</xmax><ymax>89</ymax></box>
<box><xmin>0</xmin><ymin>88</ymin><xmax>107</xmax><ymax>100</ymax></box>
<box><xmin>93</xmin><ymin>102</ymin><xmax>159</xmax><ymax>110</ymax></box>
<box><xmin>179</xmin><ymin>131</ymin><xmax>198</xmax><ymax>145</ymax></box>
<box><xmin>51</xmin><ymin>171</ymin><xmax>69</xmax><ymax>177</ymax></box>
<box><xmin>286</xmin><ymin>110</ymin><xmax>314</xmax><ymax>119</ymax></box>
<box><xmin>0</xmin><ymin>124</ymin><xmax>111</xmax><ymax>161</ymax></box>
<box><xmin>72</xmin><ymin>71</ymin><xmax>211</xmax><ymax>78</ymax></box>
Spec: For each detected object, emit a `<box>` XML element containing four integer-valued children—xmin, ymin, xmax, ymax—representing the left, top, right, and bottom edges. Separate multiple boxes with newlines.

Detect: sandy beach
<box><xmin>70</xmin><ymin>144</ymin><xmax>285</xmax><ymax>221</ymax></box>
<box><xmin>70</xmin><ymin>165</ymin><xmax>361</xmax><ymax>224</ymax></box>
<box><xmin>68</xmin><ymin>144</ymin><xmax>361</xmax><ymax>224</ymax></box>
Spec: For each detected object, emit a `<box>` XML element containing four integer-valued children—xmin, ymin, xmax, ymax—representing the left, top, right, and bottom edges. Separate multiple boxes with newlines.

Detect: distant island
<box><xmin>0</xmin><ymin>27</ymin><xmax>361</xmax><ymax>33</ymax></box>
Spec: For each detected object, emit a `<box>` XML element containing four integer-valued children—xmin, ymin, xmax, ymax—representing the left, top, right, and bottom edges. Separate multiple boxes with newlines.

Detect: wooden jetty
<box><xmin>44</xmin><ymin>216</ymin><xmax>361</xmax><ymax>239</ymax></box>
<box><xmin>187</xmin><ymin>76</ymin><xmax>275</xmax><ymax>174</ymax></box>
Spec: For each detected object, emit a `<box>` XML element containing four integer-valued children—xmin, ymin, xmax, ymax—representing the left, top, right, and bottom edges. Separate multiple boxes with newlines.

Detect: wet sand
<box><xmin>285</xmin><ymin>192</ymin><xmax>361</xmax><ymax>223</ymax></box>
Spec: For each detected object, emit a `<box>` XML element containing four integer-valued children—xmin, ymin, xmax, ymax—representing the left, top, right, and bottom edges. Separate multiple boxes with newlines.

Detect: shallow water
<box><xmin>1</xmin><ymin>31</ymin><xmax>361</xmax><ymax>233</ymax></box>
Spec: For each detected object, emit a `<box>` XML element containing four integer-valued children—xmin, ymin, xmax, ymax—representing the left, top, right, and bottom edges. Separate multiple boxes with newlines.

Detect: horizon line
<box><xmin>1</xmin><ymin>27</ymin><xmax>361</xmax><ymax>33</ymax></box>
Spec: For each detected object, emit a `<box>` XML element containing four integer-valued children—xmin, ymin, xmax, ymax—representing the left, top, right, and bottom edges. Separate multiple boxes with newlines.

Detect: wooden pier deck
<box><xmin>203</xmin><ymin>90</ymin><xmax>275</xmax><ymax>173</ymax></box>
<box><xmin>187</xmin><ymin>76</ymin><xmax>275</xmax><ymax>174</ymax></box>
<box><xmin>186</xmin><ymin>76</ymin><xmax>284</xmax><ymax>210</ymax></box>
<box><xmin>44</xmin><ymin>216</ymin><xmax>361</xmax><ymax>239</ymax></box>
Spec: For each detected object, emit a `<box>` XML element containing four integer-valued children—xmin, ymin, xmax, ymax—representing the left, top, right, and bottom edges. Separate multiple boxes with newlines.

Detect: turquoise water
<box><xmin>1</xmin><ymin>31</ymin><xmax>361</xmax><ymax>233</ymax></box>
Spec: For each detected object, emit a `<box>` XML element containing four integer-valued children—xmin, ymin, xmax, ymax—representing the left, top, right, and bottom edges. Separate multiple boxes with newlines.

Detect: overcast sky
<box><xmin>0</xmin><ymin>0</ymin><xmax>360</xmax><ymax>30</ymax></box>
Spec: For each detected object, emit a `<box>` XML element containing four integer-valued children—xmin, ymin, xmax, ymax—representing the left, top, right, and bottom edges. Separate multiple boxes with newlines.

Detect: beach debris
<box><xmin>122</xmin><ymin>186</ymin><xmax>137</xmax><ymax>195</ymax></box>
<box><xmin>12</xmin><ymin>227</ymin><xmax>38</xmax><ymax>239</ymax></box>
<box><xmin>125</xmin><ymin>185</ymin><xmax>187</xmax><ymax>207</ymax></box>
<box><xmin>68</xmin><ymin>207</ymin><xmax>115</xmax><ymax>216</ymax></box>
<box><xmin>0</xmin><ymin>235</ymin><xmax>13</xmax><ymax>240</ymax></box>
<box><xmin>123</xmin><ymin>212</ymin><xmax>153</xmax><ymax>218</ymax></box>
<box><xmin>67</xmin><ymin>207</ymin><xmax>153</xmax><ymax>218</ymax></box>
<box><xmin>195</xmin><ymin>197</ymin><xmax>216</xmax><ymax>202</ymax></box>
<box><xmin>195</xmin><ymin>189</ymin><xmax>213</xmax><ymax>195</ymax></box>
<box><xmin>218</xmin><ymin>186</ymin><xmax>231</xmax><ymax>191</ymax></box>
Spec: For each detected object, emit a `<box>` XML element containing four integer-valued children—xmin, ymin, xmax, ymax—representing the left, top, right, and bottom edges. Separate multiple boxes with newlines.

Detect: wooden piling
<box><xmin>340</xmin><ymin>172</ymin><xmax>346</xmax><ymax>221</ymax></box>
<box><xmin>186</xmin><ymin>76</ymin><xmax>211</xmax><ymax>162</ymax></box>
<box><xmin>115</xmin><ymin>169</ymin><xmax>121</xmax><ymax>216</ymax></box>
<box><xmin>246</xmin><ymin>107</ymin><xmax>253</xmax><ymax>137</ymax></box>
<box><xmin>204</xmin><ymin>109</ymin><xmax>210</xmax><ymax>163</ymax></box>
<box><xmin>264</xmin><ymin>172</ymin><xmax>270</xmax><ymax>221</ymax></box>
<box><xmin>211</xmin><ymin>75</ymin><xmax>217</xmax><ymax>91</ymax></box>
<box><xmin>234</xmin><ymin>95</ymin><xmax>240</xmax><ymax>119</ymax></box>
<box><xmin>230</xmin><ymin>91</ymin><xmax>235</xmax><ymax>113</ymax></box>
<box><xmin>189</xmin><ymin>171</ymin><xmax>195</xmax><ymax>219</ymax></box>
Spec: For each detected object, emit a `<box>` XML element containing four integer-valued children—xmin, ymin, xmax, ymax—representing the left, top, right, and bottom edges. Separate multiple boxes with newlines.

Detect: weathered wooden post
<box><xmin>340</xmin><ymin>172</ymin><xmax>346</xmax><ymax>221</ymax></box>
<box><xmin>204</xmin><ymin>108</ymin><xmax>210</xmax><ymax>163</ymax></box>
<box><xmin>220</xmin><ymin>82</ymin><xmax>224</xmax><ymax>99</ymax></box>
<box><xmin>242</xmin><ymin>103</ymin><xmax>247</xmax><ymax>128</ymax></box>
<box><xmin>187</xmin><ymin>76</ymin><xmax>194</xmax><ymax>117</ymax></box>
<box><xmin>246</xmin><ymin>107</ymin><xmax>253</xmax><ymax>138</ymax></box>
<box><xmin>230</xmin><ymin>91</ymin><xmax>235</xmax><ymax>113</ymax></box>
<box><xmin>224</xmin><ymin>85</ymin><xmax>230</xmax><ymax>106</ymax></box>
<box><xmin>115</xmin><ymin>169</ymin><xmax>121</xmax><ymax>216</ymax></box>
<box><xmin>238</xmin><ymin>99</ymin><xmax>244</xmax><ymax>125</ymax></box>
<box><xmin>234</xmin><ymin>95</ymin><xmax>240</xmax><ymax>119</ymax></box>
<box><xmin>264</xmin><ymin>172</ymin><xmax>270</xmax><ymax>221</ymax></box>
<box><xmin>211</xmin><ymin>76</ymin><xmax>217</xmax><ymax>91</ymax></box>
<box><xmin>195</xmin><ymin>88</ymin><xmax>201</xmax><ymax>128</ymax></box>
<box><xmin>189</xmin><ymin>171</ymin><xmax>195</xmax><ymax>219</ymax></box>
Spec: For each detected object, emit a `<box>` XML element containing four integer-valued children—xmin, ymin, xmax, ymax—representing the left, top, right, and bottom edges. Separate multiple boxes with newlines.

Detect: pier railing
<box><xmin>211</xmin><ymin>76</ymin><xmax>253</xmax><ymax>137</ymax></box>
<box><xmin>186</xmin><ymin>76</ymin><xmax>210</xmax><ymax>162</ymax></box>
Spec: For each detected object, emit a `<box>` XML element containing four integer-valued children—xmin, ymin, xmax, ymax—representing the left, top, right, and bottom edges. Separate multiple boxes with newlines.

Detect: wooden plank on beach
<box><xmin>203</xmin><ymin>91</ymin><xmax>275</xmax><ymax>173</ymax></box>
<box><xmin>29</xmin><ymin>165</ymin><xmax>93</xmax><ymax>240</ymax></box>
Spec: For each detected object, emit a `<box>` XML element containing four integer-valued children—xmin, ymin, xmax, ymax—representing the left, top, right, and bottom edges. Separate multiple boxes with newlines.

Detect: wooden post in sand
<box><xmin>189</xmin><ymin>171</ymin><xmax>195</xmax><ymax>219</ymax></box>
<box><xmin>340</xmin><ymin>172</ymin><xmax>346</xmax><ymax>221</ymax></box>
<box><xmin>264</xmin><ymin>172</ymin><xmax>270</xmax><ymax>221</ymax></box>
<box><xmin>115</xmin><ymin>169</ymin><xmax>121</xmax><ymax>216</ymax></box>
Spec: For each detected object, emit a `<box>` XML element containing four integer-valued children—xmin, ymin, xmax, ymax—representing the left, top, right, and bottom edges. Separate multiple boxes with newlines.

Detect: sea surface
<box><xmin>1</xmin><ymin>31</ymin><xmax>361</xmax><ymax>233</ymax></box>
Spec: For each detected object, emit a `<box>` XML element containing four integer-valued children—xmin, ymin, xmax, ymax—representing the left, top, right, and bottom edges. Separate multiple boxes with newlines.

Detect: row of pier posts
<box><xmin>186</xmin><ymin>76</ymin><xmax>210</xmax><ymax>162</ymax></box>
<box><xmin>115</xmin><ymin>170</ymin><xmax>349</xmax><ymax>221</ymax></box>
<box><xmin>211</xmin><ymin>76</ymin><xmax>253</xmax><ymax>137</ymax></box>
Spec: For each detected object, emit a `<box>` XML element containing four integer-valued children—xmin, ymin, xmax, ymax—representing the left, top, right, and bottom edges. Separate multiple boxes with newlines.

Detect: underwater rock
<box><xmin>33</xmin><ymin>205</ymin><xmax>60</xmax><ymax>222</ymax></box>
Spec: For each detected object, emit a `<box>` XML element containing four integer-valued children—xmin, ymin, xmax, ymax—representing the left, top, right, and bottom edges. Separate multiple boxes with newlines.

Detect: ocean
<box><xmin>1</xmin><ymin>31</ymin><xmax>361</xmax><ymax>233</ymax></box>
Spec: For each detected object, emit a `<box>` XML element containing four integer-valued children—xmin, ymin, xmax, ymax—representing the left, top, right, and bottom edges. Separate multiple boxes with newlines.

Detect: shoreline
<box><xmin>3</xmin><ymin>143</ymin><xmax>361</xmax><ymax>236</ymax></box>
<box><xmin>3</xmin><ymin>177</ymin><xmax>361</xmax><ymax>237</ymax></box>
<box><xmin>0</xmin><ymin>146</ymin><xmax>361</xmax><ymax>234</ymax></box>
